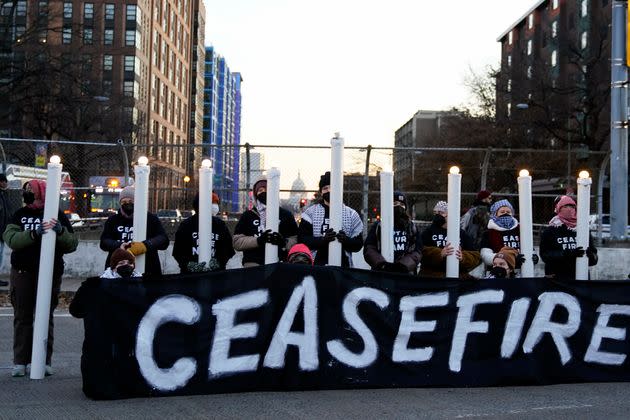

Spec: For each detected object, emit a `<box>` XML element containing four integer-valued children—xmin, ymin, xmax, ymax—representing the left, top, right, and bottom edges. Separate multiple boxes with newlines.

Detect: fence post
<box><xmin>245</xmin><ymin>143</ymin><xmax>251</xmax><ymax>210</ymax></box>
<box><xmin>0</xmin><ymin>142</ymin><xmax>6</xmax><ymax>173</ymax></box>
<box><xmin>362</xmin><ymin>145</ymin><xmax>372</xmax><ymax>237</ymax></box>
<box><xmin>597</xmin><ymin>153</ymin><xmax>611</xmax><ymax>245</ymax></box>
<box><xmin>480</xmin><ymin>148</ymin><xmax>492</xmax><ymax>191</ymax></box>
<box><xmin>118</xmin><ymin>138</ymin><xmax>130</xmax><ymax>187</ymax></box>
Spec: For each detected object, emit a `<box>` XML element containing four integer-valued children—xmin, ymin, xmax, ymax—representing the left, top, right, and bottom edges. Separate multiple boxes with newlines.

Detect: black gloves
<box><xmin>52</xmin><ymin>221</ymin><xmax>63</xmax><ymax>234</ymax></box>
<box><xmin>256</xmin><ymin>229</ymin><xmax>272</xmax><ymax>247</ymax></box>
<box><xmin>563</xmin><ymin>246</ymin><xmax>586</xmax><ymax>258</ymax></box>
<box><xmin>516</xmin><ymin>253</ymin><xmax>540</xmax><ymax>268</ymax></box>
<box><xmin>257</xmin><ymin>230</ymin><xmax>285</xmax><ymax>247</ymax></box>
<box><xmin>377</xmin><ymin>261</ymin><xmax>409</xmax><ymax>274</ymax></box>
<box><xmin>322</xmin><ymin>228</ymin><xmax>337</xmax><ymax>243</ymax></box>
<box><xmin>336</xmin><ymin>230</ymin><xmax>348</xmax><ymax>244</ymax></box>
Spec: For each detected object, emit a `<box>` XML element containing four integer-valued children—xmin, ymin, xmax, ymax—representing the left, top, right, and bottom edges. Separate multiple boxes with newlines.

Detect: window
<box><xmin>528</xmin><ymin>14</ymin><xmax>534</xmax><ymax>29</ymax></box>
<box><xmin>581</xmin><ymin>0</ymin><xmax>588</xmax><ymax>17</ymax></box>
<box><xmin>104</xmin><ymin>29</ymin><xmax>113</xmax><ymax>45</ymax></box>
<box><xmin>102</xmin><ymin>80</ymin><xmax>112</xmax><ymax>97</ymax></box>
<box><xmin>126</xmin><ymin>4</ymin><xmax>137</xmax><ymax>21</ymax></box>
<box><xmin>507</xmin><ymin>79</ymin><xmax>512</xmax><ymax>93</ymax></box>
<box><xmin>124</xmin><ymin>55</ymin><xmax>135</xmax><ymax>72</ymax></box>
<box><xmin>38</xmin><ymin>1</ymin><xmax>48</xmax><ymax>16</ymax></box>
<box><xmin>84</xmin><ymin>3</ymin><xmax>94</xmax><ymax>19</ymax></box>
<box><xmin>62</xmin><ymin>26</ymin><xmax>72</xmax><ymax>44</ymax></box>
<box><xmin>507</xmin><ymin>103</ymin><xmax>512</xmax><ymax>118</ymax></box>
<box><xmin>527</xmin><ymin>39</ymin><xmax>533</xmax><ymax>55</ymax></box>
<box><xmin>38</xmin><ymin>29</ymin><xmax>47</xmax><ymax>43</ymax></box>
<box><xmin>527</xmin><ymin>66</ymin><xmax>532</xmax><ymax>79</ymax></box>
<box><xmin>552</xmin><ymin>0</ymin><xmax>558</xmax><ymax>9</ymax></box>
<box><xmin>63</xmin><ymin>2</ymin><xmax>72</xmax><ymax>18</ymax></box>
<box><xmin>14</xmin><ymin>25</ymin><xmax>26</xmax><ymax>42</ymax></box>
<box><xmin>123</xmin><ymin>81</ymin><xmax>134</xmax><ymax>97</ymax></box>
<box><xmin>125</xmin><ymin>30</ymin><xmax>135</xmax><ymax>46</ymax></box>
<box><xmin>16</xmin><ymin>1</ymin><xmax>26</xmax><ymax>16</ymax></box>
<box><xmin>83</xmin><ymin>28</ymin><xmax>93</xmax><ymax>44</ymax></box>
<box><xmin>581</xmin><ymin>31</ymin><xmax>588</xmax><ymax>49</ymax></box>
<box><xmin>551</xmin><ymin>21</ymin><xmax>558</xmax><ymax>38</ymax></box>
<box><xmin>507</xmin><ymin>55</ymin><xmax>512</xmax><ymax>67</ymax></box>
<box><xmin>551</xmin><ymin>50</ymin><xmax>557</xmax><ymax>67</ymax></box>
<box><xmin>105</xmin><ymin>4</ymin><xmax>115</xmax><ymax>20</ymax></box>
<box><xmin>103</xmin><ymin>54</ymin><xmax>113</xmax><ymax>71</ymax></box>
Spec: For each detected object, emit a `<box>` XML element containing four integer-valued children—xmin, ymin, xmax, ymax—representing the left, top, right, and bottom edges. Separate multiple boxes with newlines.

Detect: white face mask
<box><xmin>212</xmin><ymin>204</ymin><xmax>219</xmax><ymax>216</ymax></box>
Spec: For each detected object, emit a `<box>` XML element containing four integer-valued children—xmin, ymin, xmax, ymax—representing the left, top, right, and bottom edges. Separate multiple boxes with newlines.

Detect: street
<box><xmin>0</xmin><ymin>308</ymin><xmax>629</xmax><ymax>419</ymax></box>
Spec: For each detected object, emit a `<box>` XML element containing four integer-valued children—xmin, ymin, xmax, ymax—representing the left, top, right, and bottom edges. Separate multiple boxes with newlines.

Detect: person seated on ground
<box><xmin>287</xmin><ymin>243</ymin><xmax>314</xmax><ymax>265</ymax></box>
<box><xmin>100</xmin><ymin>248</ymin><xmax>141</xmax><ymax>279</ymax></box>
<box><xmin>363</xmin><ymin>191</ymin><xmax>422</xmax><ymax>275</ymax></box>
<box><xmin>539</xmin><ymin>195</ymin><xmax>598</xmax><ymax>280</ymax></box>
<box><xmin>480</xmin><ymin>199</ymin><xmax>538</xmax><ymax>276</ymax></box>
<box><xmin>419</xmin><ymin>200</ymin><xmax>480</xmax><ymax>278</ymax></box>
<box><xmin>173</xmin><ymin>193</ymin><xmax>234</xmax><ymax>273</ymax></box>
<box><xmin>460</xmin><ymin>189</ymin><xmax>493</xmax><ymax>250</ymax></box>
<box><xmin>298</xmin><ymin>171</ymin><xmax>363</xmax><ymax>267</ymax></box>
<box><xmin>233</xmin><ymin>178</ymin><xmax>298</xmax><ymax>267</ymax></box>
<box><xmin>485</xmin><ymin>246</ymin><xmax>517</xmax><ymax>279</ymax></box>
<box><xmin>99</xmin><ymin>186</ymin><xmax>169</xmax><ymax>276</ymax></box>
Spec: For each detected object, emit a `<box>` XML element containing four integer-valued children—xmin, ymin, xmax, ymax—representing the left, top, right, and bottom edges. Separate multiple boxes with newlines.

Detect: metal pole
<box><xmin>610</xmin><ymin>0</ymin><xmax>629</xmax><ymax>240</ymax></box>
<box><xmin>118</xmin><ymin>139</ymin><xmax>130</xmax><ymax>187</ymax></box>
<box><xmin>198</xmin><ymin>159</ymin><xmax>213</xmax><ymax>266</ymax></box>
<box><xmin>480</xmin><ymin>148</ymin><xmax>492</xmax><ymax>191</ymax></box>
<box><xmin>379</xmin><ymin>171</ymin><xmax>394</xmax><ymax>262</ymax></box>
<box><xmin>133</xmin><ymin>157</ymin><xmax>150</xmax><ymax>274</ymax></box>
<box><xmin>245</xmin><ymin>143</ymin><xmax>251</xmax><ymax>210</ymax></box>
<box><xmin>265</xmin><ymin>168</ymin><xmax>281</xmax><ymax>264</ymax></box>
<box><xmin>362</xmin><ymin>145</ymin><xmax>372</xmax><ymax>237</ymax></box>
<box><xmin>596</xmin><ymin>153</ymin><xmax>611</xmax><ymax>245</ymax></box>
<box><xmin>329</xmin><ymin>134</ymin><xmax>344</xmax><ymax>266</ymax></box>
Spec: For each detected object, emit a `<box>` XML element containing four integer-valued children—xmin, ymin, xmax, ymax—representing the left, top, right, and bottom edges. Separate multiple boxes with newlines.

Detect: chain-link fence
<box><xmin>0</xmin><ymin>137</ymin><xmax>616</xmax><ymax>242</ymax></box>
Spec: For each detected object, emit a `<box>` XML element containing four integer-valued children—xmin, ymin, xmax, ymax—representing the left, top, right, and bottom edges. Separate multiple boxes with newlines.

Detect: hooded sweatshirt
<box><xmin>172</xmin><ymin>214</ymin><xmax>235</xmax><ymax>272</ymax></box>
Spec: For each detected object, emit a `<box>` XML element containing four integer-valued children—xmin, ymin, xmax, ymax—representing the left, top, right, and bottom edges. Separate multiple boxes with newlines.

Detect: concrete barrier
<box><xmin>1</xmin><ymin>241</ymin><xmax>628</xmax><ymax>280</ymax></box>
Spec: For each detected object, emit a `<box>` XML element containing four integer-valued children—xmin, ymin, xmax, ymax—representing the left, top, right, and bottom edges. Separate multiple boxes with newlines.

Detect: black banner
<box><xmin>75</xmin><ymin>264</ymin><xmax>630</xmax><ymax>400</ymax></box>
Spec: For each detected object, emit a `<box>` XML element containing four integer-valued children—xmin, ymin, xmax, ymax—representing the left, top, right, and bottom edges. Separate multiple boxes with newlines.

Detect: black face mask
<box><xmin>394</xmin><ymin>206</ymin><xmax>407</xmax><ymax>219</ymax></box>
<box><xmin>490</xmin><ymin>266</ymin><xmax>508</xmax><ymax>278</ymax></box>
<box><xmin>432</xmin><ymin>214</ymin><xmax>446</xmax><ymax>226</ymax></box>
<box><xmin>256</xmin><ymin>192</ymin><xmax>267</xmax><ymax>205</ymax></box>
<box><xmin>117</xmin><ymin>264</ymin><xmax>134</xmax><ymax>278</ymax></box>
<box><xmin>23</xmin><ymin>190</ymin><xmax>35</xmax><ymax>205</ymax></box>
<box><xmin>322</xmin><ymin>192</ymin><xmax>330</xmax><ymax>203</ymax></box>
<box><xmin>121</xmin><ymin>203</ymin><xmax>134</xmax><ymax>215</ymax></box>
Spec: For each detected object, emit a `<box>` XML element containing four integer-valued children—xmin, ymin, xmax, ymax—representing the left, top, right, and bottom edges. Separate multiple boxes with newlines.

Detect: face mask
<box><xmin>394</xmin><ymin>206</ymin><xmax>407</xmax><ymax>219</ymax></box>
<box><xmin>212</xmin><ymin>204</ymin><xmax>220</xmax><ymax>216</ymax></box>
<box><xmin>432</xmin><ymin>214</ymin><xmax>446</xmax><ymax>226</ymax></box>
<box><xmin>322</xmin><ymin>192</ymin><xmax>330</xmax><ymax>203</ymax></box>
<box><xmin>117</xmin><ymin>264</ymin><xmax>134</xmax><ymax>278</ymax></box>
<box><xmin>256</xmin><ymin>192</ymin><xmax>267</xmax><ymax>205</ymax></box>
<box><xmin>490</xmin><ymin>266</ymin><xmax>508</xmax><ymax>278</ymax></box>
<box><xmin>559</xmin><ymin>206</ymin><xmax>576</xmax><ymax>219</ymax></box>
<box><xmin>289</xmin><ymin>254</ymin><xmax>312</xmax><ymax>265</ymax></box>
<box><xmin>495</xmin><ymin>214</ymin><xmax>515</xmax><ymax>229</ymax></box>
<box><xmin>121</xmin><ymin>203</ymin><xmax>134</xmax><ymax>215</ymax></box>
<box><xmin>23</xmin><ymin>190</ymin><xmax>35</xmax><ymax>205</ymax></box>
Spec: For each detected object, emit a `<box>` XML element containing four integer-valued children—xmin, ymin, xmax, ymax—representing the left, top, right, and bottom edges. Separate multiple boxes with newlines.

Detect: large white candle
<box><xmin>575</xmin><ymin>170</ymin><xmax>592</xmax><ymax>280</ymax></box>
<box><xmin>132</xmin><ymin>156</ymin><xmax>150</xmax><ymax>274</ymax></box>
<box><xmin>517</xmin><ymin>169</ymin><xmax>535</xmax><ymax>278</ymax></box>
<box><xmin>328</xmin><ymin>134</ymin><xmax>344</xmax><ymax>266</ymax></box>
<box><xmin>446</xmin><ymin>166</ymin><xmax>461</xmax><ymax>278</ymax></box>
<box><xmin>198</xmin><ymin>159</ymin><xmax>213</xmax><ymax>266</ymax></box>
<box><xmin>380</xmin><ymin>171</ymin><xmax>394</xmax><ymax>262</ymax></box>
<box><xmin>265</xmin><ymin>167</ymin><xmax>281</xmax><ymax>264</ymax></box>
<box><xmin>30</xmin><ymin>155</ymin><xmax>63</xmax><ymax>379</ymax></box>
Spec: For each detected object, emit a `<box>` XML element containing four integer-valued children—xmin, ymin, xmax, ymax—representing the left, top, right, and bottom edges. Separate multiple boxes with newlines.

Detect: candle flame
<box><xmin>201</xmin><ymin>159</ymin><xmax>212</xmax><ymax>169</ymax></box>
<box><xmin>138</xmin><ymin>156</ymin><xmax>149</xmax><ymax>166</ymax></box>
<box><xmin>49</xmin><ymin>155</ymin><xmax>61</xmax><ymax>165</ymax></box>
<box><xmin>449</xmin><ymin>166</ymin><xmax>460</xmax><ymax>175</ymax></box>
<box><xmin>578</xmin><ymin>170</ymin><xmax>590</xmax><ymax>179</ymax></box>
<box><xmin>519</xmin><ymin>169</ymin><xmax>530</xmax><ymax>177</ymax></box>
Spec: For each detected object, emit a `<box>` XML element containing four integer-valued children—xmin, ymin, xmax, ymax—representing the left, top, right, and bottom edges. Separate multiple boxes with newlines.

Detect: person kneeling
<box><xmin>485</xmin><ymin>247</ymin><xmax>517</xmax><ymax>279</ymax></box>
<box><xmin>100</xmin><ymin>248</ymin><xmax>141</xmax><ymax>279</ymax></box>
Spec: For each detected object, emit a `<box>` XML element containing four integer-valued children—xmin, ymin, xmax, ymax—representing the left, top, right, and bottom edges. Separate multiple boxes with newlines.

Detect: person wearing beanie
<box><xmin>479</xmin><ymin>199</ymin><xmax>539</xmax><ymax>276</ymax></box>
<box><xmin>173</xmin><ymin>192</ymin><xmax>235</xmax><ymax>273</ymax></box>
<box><xmin>211</xmin><ymin>192</ymin><xmax>221</xmax><ymax>216</ymax></box>
<box><xmin>298</xmin><ymin>171</ymin><xmax>364</xmax><ymax>267</ymax></box>
<box><xmin>2</xmin><ymin>180</ymin><xmax>78</xmax><ymax>377</ymax></box>
<box><xmin>419</xmin><ymin>200</ymin><xmax>480</xmax><ymax>278</ymax></box>
<box><xmin>99</xmin><ymin>185</ymin><xmax>168</xmax><ymax>276</ymax></box>
<box><xmin>460</xmin><ymin>189</ymin><xmax>494</xmax><ymax>250</ymax></box>
<box><xmin>287</xmin><ymin>243</ymin><xmax>314</xmax><ymax>265</ymax></box>
<box><xmin>233</xmin><ymin>177</ymin><xmax>299</xmax><ymax>267</ymax></box>
<box><xmin>99</xmin><ymin>248</ymin><xmax>141</xmax><ymax>279</ymax></box>
<box><xmin>539</xmin><ymin>195</ymin><xmax>598</xmax><ymax>280</ymax></box>
<box><xmin>485</xmin><ymin>246</ymin><xmax>518</xmax><ymax>279</ymax></box>
<box><xmin>364</xmin><ymin>191</ymin><xmax>422</xmax><ymax>274</ymax></box>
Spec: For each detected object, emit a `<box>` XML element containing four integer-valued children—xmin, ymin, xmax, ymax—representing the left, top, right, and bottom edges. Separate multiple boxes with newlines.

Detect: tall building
<box><xmin>496</xmin><ymin>0</ymin><xmax>611</xmax><ymax>151</ymax></box>
<box><xmin>239</xmin><ymin>151</ymin><xmax>264</xmax><ymax>211</ymax></box>
<box><xmin>0</xmin><ymin>0</ymin><xmax>206</xmax><ymax>211</ymax></box>
<box><xmin>202</xmin><ymin>46</ymin><xmax>242</xmax><ymax>212</ymax></box>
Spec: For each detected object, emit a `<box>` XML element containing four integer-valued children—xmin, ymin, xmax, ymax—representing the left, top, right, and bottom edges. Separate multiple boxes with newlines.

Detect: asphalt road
<box><xmin>1</xmin><ymin>308</ymin><xmax>630</xmax><ymax>419</ymax></box>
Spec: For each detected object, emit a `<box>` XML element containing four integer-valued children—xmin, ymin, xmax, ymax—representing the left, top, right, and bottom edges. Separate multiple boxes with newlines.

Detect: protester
<box><xmin>0</xmin><ymin>173</ymin><xmax>20</xmax><ymax>287</ymax></box>
<box><xmin>298</xmin><ymin>171</ymin><xmax>363</xmax><ymax>267</ymax></box>
<box><xmin>3</xmin><ymin>180</ymin><xmax>78</xmax><ymax>377</ymax></box>
<box><xmin>363</xmin><ymin>191</ymin><xmax>422</xmax><ymax>274</ymax></box>
<box><xmin>479</xmin><ymin>199</ymin><xmax>538</xmax><ymax>275</ymax></box>
<box><xmin>99</xmin><ymin>248</ymin><xmax>140</xmax><ymax>279</ymax></box>
<box><xmin>99</xmin><ymin>186</ymin><xmax>168</xmax><ymax>276</ymax></box>
<box><xmin>485</xmin><ymin>246</ymin><xmax>518</xmax><ymax>279</ymax></box>
<box><xmin>233</xmin><ymin>178</ymin><xmax>298</xmax><ymax>267</ymax></box>
<box><xmin>173</xmin><ymin>192</ymin><xmax>234</xmax><ymax>273</ymax></box>
<box><xmin>287</xmin><ymin>243</ymin><xmax>314</xmax><ymax>265</ymax></box>
<box><xmin>460</xmin><ymin>190</ymin><xmax>493</xmax><ymax>250</ymax></box>
<box><xmin>539</xmin><ymin>195</ymin><xmax>598</xmax><ymax>280</ymax></box>
<box><xmin>420</xmin><ymin>200</ymin><xmax>480</xmax><ymax>278</ymax></box>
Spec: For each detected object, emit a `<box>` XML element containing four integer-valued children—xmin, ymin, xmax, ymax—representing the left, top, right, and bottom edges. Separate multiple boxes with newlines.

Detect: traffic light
<box><xmin>300</xmin><ymin>198</ymin><xmax>307</xmax><ymax>208</ymax></box>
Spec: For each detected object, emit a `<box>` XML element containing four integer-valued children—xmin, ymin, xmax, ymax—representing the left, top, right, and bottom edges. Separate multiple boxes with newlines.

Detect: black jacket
<box><xmin>172</xmin><ymin>214</ymin><xmax>235</xmax><ymax>273</ymax></box>
<box><xmin>99</xmin><ymin>211</ymin><xmax>169</xmax><ymax>275</ymax></box>
<box><xmin>363</xmin><ymin>220</ymin><xmax>422</xmax><ymax>273</ymax></box>
<box><xmin>539</xmin><ymin>224</ymin><xmax>598</xmax><ymax>280</ymax></box>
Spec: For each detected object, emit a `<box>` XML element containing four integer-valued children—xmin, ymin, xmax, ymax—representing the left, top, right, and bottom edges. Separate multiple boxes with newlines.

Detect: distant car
<box><xmin>156</xmin><ymin>209</ymin><xmax>181</xmax><ymax>223</ymax></box>
<box><xmin>180</xmin><ymin>210</ymin><xmax>194</xmax><ymax>219</ymax></box>
<box><xmin>589</xmin><ymin>214</ymin><xmax>630</xmax><ymax>238</ymax></box>
<box><xmin>68</xmin><ymin>213</ymin><xmax>84</xmax><ymax>227</ymax></box>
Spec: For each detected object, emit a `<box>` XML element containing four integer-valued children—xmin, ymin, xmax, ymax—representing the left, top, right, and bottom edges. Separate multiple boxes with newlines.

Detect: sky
<box><xmin>203</xmin><ymin>0</ymin><xmax>536</xmax><ymax>191</ymax></box>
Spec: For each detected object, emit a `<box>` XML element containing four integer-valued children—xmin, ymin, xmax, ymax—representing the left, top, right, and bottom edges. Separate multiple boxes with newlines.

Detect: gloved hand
<box><xmin>256</xmin><ymin>229</ymin><xmax>272</xmax><ymax>247</ymax></box>
<box><xmin>563</xmin><ymin>246</ymin><xmax>585</xmax><ymax>258</ymax></box>
<box><xmin>187</xmin><ymin>261</ymin><xmax>210</xmax><ymax>273</ymax></box>
<box><xmin>33</xmin><ymin>224</ymin><xmax>47</xmax><ymax>238</ymax></box>
<box><xmin>268</xmin><ymin>232</ymin><xmax>285</xmax><ymax>247</ymax></box>
<box><xmin>322</xmin><ymin>228</ymin><xmax>337</xmax><ymax>243</ymax></box>
<box><xmin>336</xmin><ymin>230</ymin><xmax>349</xmax><ymax>244</ymax></box>
<box><xmin>516</xmin><ymin>254</ymin><xmax>526</xmax><ymax>268</ymax></box>
<box><xmin>379</xmin><ymin>262</ymin><xmax>409</xmax><ymax>274</ymax></box>
<box><xmin>51</xmin><ymin>219</ymin><xmax>63</xmax><ymax>234</ymax></box>
<box><xmin>128</xmin><ymin>241</ymin><xmax>147</xmax><ymax>256</ymax></box>
<box><xmin>586</xmin><ymin>248</ymin><xmax>596</xmax><ymax>260</ymax></box>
